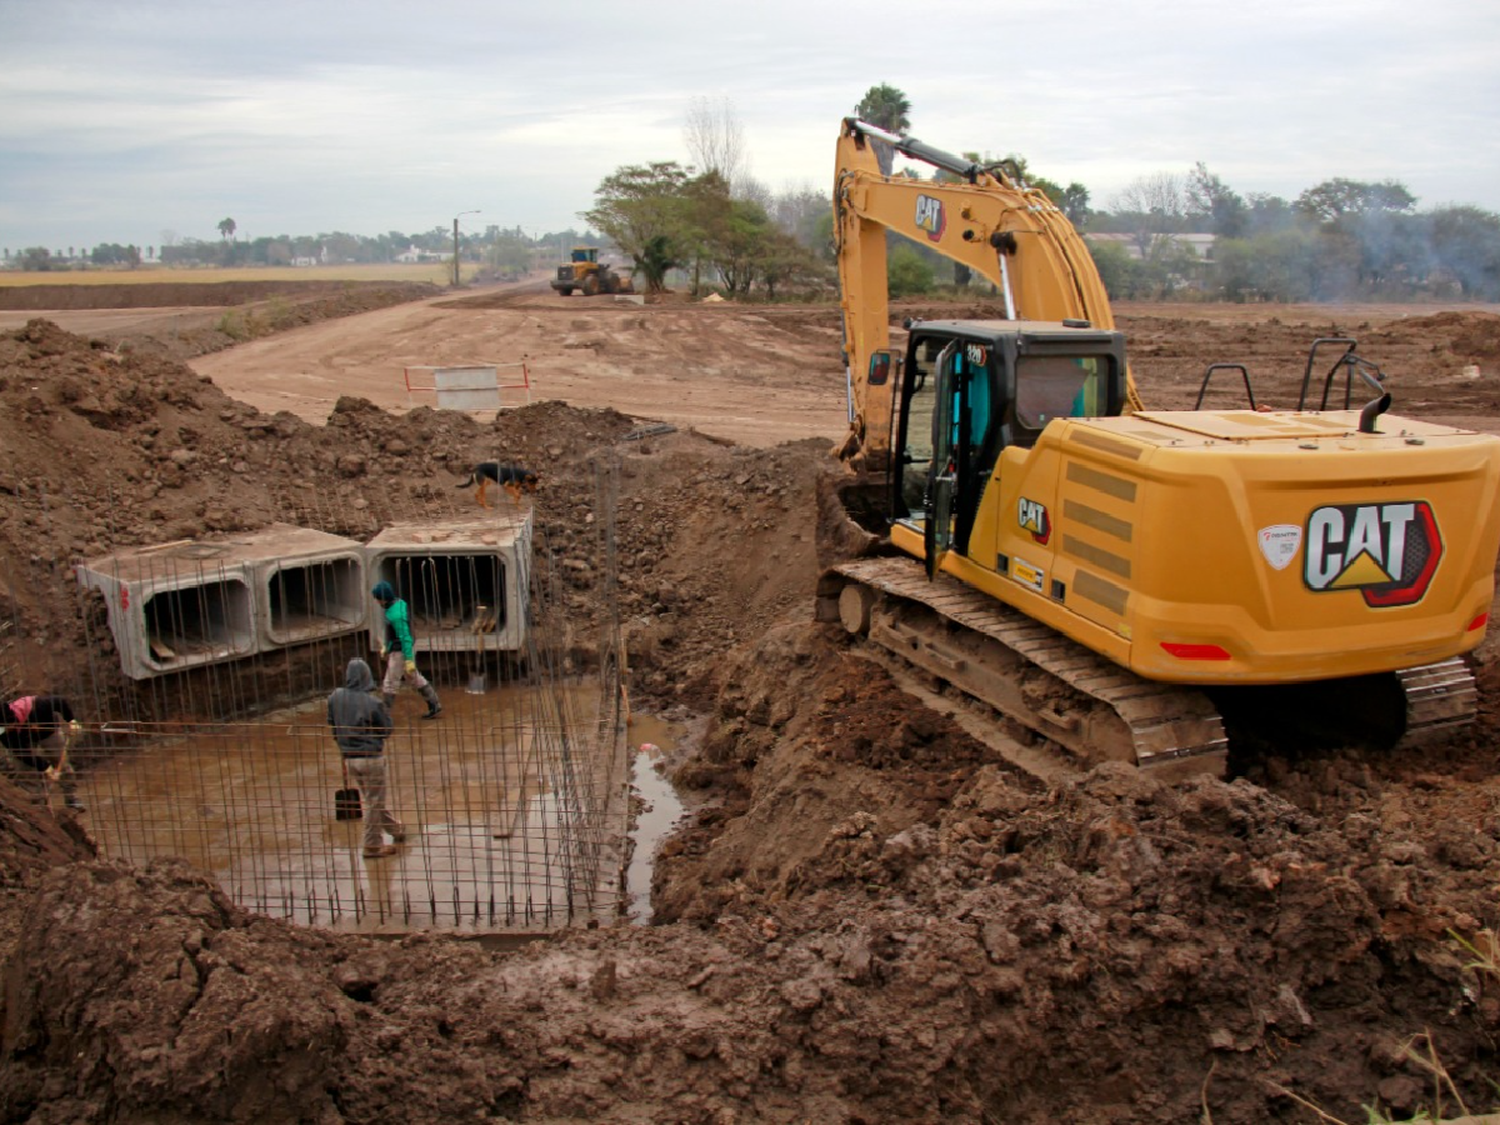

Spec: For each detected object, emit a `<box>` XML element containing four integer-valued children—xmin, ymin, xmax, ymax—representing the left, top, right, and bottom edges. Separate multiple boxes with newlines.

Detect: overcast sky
<box><xmin>2</xmin><ymin>0</ymin><xmax>1497</xmax><ymax>254</ymax></box>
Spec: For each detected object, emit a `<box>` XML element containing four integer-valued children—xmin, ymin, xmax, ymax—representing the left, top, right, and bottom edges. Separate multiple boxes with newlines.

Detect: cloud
<box><xmin>2</xmin><ymin>0</ymin><xmax>1497</xmax><ymax>251</ymax></box>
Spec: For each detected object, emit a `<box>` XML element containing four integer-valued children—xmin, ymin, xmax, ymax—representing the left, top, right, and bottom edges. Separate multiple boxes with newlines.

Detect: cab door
<box><xmin>923</xmin><ymin>342</ymin><xmax>959</xmax><ymax>579</ymax></box>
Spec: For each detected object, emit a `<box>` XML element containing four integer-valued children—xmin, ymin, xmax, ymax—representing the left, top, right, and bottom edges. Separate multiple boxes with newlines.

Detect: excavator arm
<box><xmin>834</xmin><ymin>118</ymin><xmax>1143</xmax><ymax>470</ymax></box>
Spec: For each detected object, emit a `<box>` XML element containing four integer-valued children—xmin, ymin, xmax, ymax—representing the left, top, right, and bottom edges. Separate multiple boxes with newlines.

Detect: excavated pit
<box><xmin>74</xmin><ymin>681</ymin><xmax>628</xmax><ymax>934</ymax></box>
<box><xmin>4</xmin><ymin>302</ymin><xmax>1500</xmax><ymax>1123</ymax></box>
<box><xmin>59</xmin><ymin>503</ymin><xmax>630</xmax><ymax>936</ymax></box>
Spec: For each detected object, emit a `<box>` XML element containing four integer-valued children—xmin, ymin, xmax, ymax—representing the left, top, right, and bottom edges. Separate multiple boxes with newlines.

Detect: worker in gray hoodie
<box><xmin>327</xmin><ymin>657</ymin><xmax>405</xmax><ymax>858</ymax></box>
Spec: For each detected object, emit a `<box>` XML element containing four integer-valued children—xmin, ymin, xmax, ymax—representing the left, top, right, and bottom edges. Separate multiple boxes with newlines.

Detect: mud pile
<box><xmin>1</xmin><ymin>317</ymin><xmax>1498</xmax><ymax>1123</ymax></box>
<box><xmin>0</xmin><ymin>317</ymin><xmax>818</xmax><ymax>702</ymax></box>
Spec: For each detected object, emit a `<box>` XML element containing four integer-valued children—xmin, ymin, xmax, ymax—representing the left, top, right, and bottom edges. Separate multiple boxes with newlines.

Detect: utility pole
<box><xmin>452</xmin><ymin>210</ymin><xmax>479</xmax><ymax>286</ymax></box>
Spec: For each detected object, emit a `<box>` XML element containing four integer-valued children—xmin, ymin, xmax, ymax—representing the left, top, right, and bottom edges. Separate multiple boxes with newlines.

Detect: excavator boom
<box><xmin>835</xmin><ymin>118</ymin><xmax>1138</xmax><ymax>470</ymax></box>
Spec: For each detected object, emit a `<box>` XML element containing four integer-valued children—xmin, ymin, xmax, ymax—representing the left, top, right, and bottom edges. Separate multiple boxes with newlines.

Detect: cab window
<box><xmin>1016</xmin><ymin>355</ymin><xmax>1107</xmax><ymax>430</ymax></box>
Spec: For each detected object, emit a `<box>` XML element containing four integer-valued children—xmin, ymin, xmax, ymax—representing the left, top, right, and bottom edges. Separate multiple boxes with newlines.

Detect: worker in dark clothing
<box><xmin>371</xmin><ymin>581</ymin><xmax>442</xmax><ymax>720</ymax></box>
<box><xmin>327</xmin><ymin>658</ymin><xmax>405</xmax><ymax>859</ymax></box>
<box><xmin>1</xmin><ymin>694</ymin><xmax>84</xmax><ymax>811</ymax></box>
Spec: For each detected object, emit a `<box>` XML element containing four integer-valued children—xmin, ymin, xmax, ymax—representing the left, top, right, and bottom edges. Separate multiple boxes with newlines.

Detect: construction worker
<box><xmin>327</xmin><ymin>657</ymin><xmax>404</xmax><ymax>859</ymax></box>
<box><xmin>370</xmin><ymin>581</ymin><xmax>442</xmax><ymax>720</ymax></box>
<box><xmin>1</xmin><ymin>694</ymin><xmax>85</xmax><ymax>811</ymax></box>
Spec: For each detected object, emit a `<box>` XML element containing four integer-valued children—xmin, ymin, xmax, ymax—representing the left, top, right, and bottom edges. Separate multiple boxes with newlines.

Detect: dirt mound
<box><xmin>1115</xmin><ymin>307</ymin><xmax>1500</xmax><ymax>413</ymax></box>
<box><xmin>0</xmin><ymin>318</ymin><xmax>781</xmax><ymax>703</ymax></box>
<box><xmin>3</xmin><ymin>309</ymin><xmax>1500</xmax><ymax>1122</ymax></box>
<box><xmin>1385</xmin><ymin>310</ymin><xmax>1500</xmax><ymax>366</ymax></box>
<box><xmin>654</xmin><ymin>624</ymin><xmax>1500</xmax><ymax>1121</ymax></box>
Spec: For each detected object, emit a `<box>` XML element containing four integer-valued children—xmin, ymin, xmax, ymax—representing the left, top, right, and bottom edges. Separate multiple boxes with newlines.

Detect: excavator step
<box><xmin>1397</xmin><ymin>658</ymin><xmax>1477</xmax><ymax>744</ymax></box>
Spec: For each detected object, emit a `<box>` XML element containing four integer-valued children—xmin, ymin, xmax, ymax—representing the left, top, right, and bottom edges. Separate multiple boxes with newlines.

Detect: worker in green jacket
<box><xmin>371</xmin><ymin>581</ymin><xmax>443</xmax><ymax>720</ymax></box>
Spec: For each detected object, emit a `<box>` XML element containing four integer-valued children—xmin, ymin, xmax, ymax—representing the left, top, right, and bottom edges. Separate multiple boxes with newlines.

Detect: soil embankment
<box><xmin>2</xmin><ymin>286</ymin><xmax>1500</xmax><ymax>1122</ymax></box>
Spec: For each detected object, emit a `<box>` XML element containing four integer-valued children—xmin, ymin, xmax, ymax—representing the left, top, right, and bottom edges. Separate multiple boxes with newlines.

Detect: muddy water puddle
<box><xmin>625</xmin><ymin>714</ymin><xmax>690</xmax><ymax>925</ymax></box>
<box><xmin>76</xmin><ymin>681</ymin><xmax>629</xmax><ymax>934</ymax></box>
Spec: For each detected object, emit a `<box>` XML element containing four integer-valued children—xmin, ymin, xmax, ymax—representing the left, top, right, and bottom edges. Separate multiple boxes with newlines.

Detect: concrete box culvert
<box><xmin>365</xmin><ymin>510</ymin><xmax>533</xmax><ymax>655</ymax></box>
<box><xmin>78</xmin><ymin>524</ymin><xmax>367</xmax><ymax>678</ymax></box>
<box><xmin>252</xmin><ymin>527</ymin><xmax>368</xmax><ymax>648</ymax></box>
<box><xmin>78</xmin><ymin>543</ymin><xmax>258</xmax><ymax>678</ymax></box>
<box><xmin>79</xmin><ymin>516</ymin><xmax>533</xmax><ymax>679</ymax></box>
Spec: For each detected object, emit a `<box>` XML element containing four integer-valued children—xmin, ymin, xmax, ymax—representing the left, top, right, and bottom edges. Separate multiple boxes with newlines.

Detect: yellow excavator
<box><xmin>818</xmin><ymin>118</ymin><xmax>1500</xmax><ymax>780</ymax></box>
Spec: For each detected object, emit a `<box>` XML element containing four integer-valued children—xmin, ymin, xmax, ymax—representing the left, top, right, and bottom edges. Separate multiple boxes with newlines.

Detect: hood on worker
<box><xmin>371</xmin><ymin>580</ymin><xmax>396</xmax><ymax>605</ymax></box>
<box><xmin>344</xmin><ymin>658</ymin><xmax>376</xmax><ymax>692</ymax></box>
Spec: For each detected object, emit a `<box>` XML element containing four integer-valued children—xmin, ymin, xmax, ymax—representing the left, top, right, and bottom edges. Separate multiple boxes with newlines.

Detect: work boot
<box><xmin>419</xmin><ymin>684</ymin><xmax>443</xmax><ymax>720</ymax></box>
<box><xmin>363</xmin><ymin>844</ymin><xmax>398</xmax><ymax>859</ymax></box>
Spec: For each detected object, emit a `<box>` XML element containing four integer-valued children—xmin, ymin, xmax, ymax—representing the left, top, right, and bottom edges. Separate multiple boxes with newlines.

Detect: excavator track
<box><xmin>1396</xmin><ymin>659</ymin><xmax>1477</xmax><ymax>744</ymax></box>
<box><xmin>822</xmin><ymin>557</ymin><xmax>1228</xmax><ymax>782</ymax></box>
<box><xmin>819</xmin><ymin>557</ymin><xmax>1477</xmax><ymax>783</ymax></box>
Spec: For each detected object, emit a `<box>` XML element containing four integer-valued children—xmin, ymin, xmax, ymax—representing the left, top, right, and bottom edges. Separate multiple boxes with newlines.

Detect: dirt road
<box><xmin>188</xmin><ymin>283</ymin><xmax>853</xmax><ymax>448</ymax></box>
<box><xmin>186</xmin><ymin>285</ymin><xmax>1500</xmax><ymax>444</ymax></box>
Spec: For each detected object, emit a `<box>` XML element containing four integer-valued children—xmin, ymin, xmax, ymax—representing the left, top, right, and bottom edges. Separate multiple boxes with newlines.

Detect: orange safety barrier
<box><xmin>402</xmin><ymin>358</ymin><xmax>533</xmax><ymax>410</ymax></box>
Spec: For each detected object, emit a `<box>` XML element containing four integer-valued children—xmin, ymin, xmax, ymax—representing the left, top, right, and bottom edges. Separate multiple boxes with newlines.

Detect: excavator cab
<box><xmin>892</xmin><ymin>319</ymin><xmax>1127</xmax><ymax>569</ymax></box>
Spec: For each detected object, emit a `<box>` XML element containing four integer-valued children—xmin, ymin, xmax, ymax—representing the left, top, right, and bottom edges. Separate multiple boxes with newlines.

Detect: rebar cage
<box><xmin>0</xmin><ymin>459</ymin><xmax>631</xmax><ymax>935</ymax></box>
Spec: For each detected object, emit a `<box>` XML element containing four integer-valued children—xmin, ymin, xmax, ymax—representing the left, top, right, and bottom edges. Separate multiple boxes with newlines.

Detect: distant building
<box><xmin>395</xmin><ymin>244</ymin><xmax>444</xmax><ymax>264</ymax></box>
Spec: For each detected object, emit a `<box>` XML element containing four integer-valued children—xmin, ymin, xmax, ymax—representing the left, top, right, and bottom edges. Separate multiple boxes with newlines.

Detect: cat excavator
<box><xmin>817</xmin><ymin>117</ymin><xmax>1500</xmax><ymax>780</ymax></box>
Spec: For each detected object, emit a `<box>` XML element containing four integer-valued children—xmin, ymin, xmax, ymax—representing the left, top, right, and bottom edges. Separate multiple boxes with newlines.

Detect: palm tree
<box><xmin>218</xmin><ymin>217</ymin><xmax>237</xmax><ymax>242</ymax></box>
<box><xmin>853</xmin><ymin>83</ymin><xmax>912</xmax><ymax>175</ymax></box>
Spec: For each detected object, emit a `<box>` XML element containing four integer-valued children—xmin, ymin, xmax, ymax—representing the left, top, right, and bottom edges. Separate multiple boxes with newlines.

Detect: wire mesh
<box><xmin>0</xmin><ymin>454</ymin><xmax>631</xmax><ymax>935</ymax></box>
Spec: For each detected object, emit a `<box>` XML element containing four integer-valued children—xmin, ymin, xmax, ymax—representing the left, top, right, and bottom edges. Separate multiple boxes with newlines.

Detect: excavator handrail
<box><xmin>1296</xmin><ymin>337</ymin><xmax>1359</xmax><ymax>410</ymax></box>
<box><xmin>1194</xmin><ymin>363</ymin><xmax>1258</xmax><ymax>411</ymax></box>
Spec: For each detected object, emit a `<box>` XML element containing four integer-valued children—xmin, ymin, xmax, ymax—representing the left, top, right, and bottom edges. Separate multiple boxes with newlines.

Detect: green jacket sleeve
<box><xmin>388</xmin><ymin>601</ymin><xmax>416</xmax><ymax>660</ymax></box>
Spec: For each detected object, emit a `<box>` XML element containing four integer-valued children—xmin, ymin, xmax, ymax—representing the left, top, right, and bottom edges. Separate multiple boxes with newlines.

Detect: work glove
<box><xmin>405</xmin><ymin>660</ymin><xmax>418</xmax><ymax>676</ymax></box>
<box><xmin>68</xmin><ymin>720</ymin><xmax>84</xmax><ymax>734</ymax></box>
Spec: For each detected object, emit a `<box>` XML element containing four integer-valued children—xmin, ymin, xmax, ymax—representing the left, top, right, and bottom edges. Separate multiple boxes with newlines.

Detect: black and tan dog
<box><xmin>456</xmin><ymin>462</ymin><xmax>540</xmax><ymax>509</ymax></box>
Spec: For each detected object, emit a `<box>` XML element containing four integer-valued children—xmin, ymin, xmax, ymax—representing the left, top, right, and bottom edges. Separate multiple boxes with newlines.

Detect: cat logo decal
<box><xmin>1303</xmin><ymin>501</ymin><xmax>1441</xmax><ymax>607</ymax></box>
<box><xmin>1018</xmin><ymin>497</ymin><xmax>1050</xmax><ymax>545</ymax></box>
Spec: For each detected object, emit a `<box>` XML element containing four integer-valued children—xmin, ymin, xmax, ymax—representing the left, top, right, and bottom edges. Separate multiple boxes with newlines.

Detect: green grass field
<box><xmin>0</xmin><ymin>263</ymin><xmax>476</xmax><ymax>288</ymax></box>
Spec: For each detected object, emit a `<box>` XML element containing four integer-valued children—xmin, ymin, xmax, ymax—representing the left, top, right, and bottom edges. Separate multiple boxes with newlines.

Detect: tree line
<box><xmin>1086</xmin><ymin>166</ymin><xmax>1499</xmax><ymax>302</ymax></box>
<box><xmin>7</xmin><ymin>84</ymin><xmax>1498</xmax><ymax>303</ymax></box>
<box><xmin>2</xmin><ymin>224</ymin><xmax>596</xmax><ymax>280</ymax></box>
<box><xmin>586</xmin><ymin>85</ymin><xmax>1500</xmax><ymax>303</ymax></box>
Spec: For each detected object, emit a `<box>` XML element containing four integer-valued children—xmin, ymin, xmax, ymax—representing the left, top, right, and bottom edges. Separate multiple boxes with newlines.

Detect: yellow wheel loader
<box><xmin>550</xmin><ymin>246</ymin><xmax>634</xmax><ymax>297</ymax></box>
<box><xmin>819</xmin><ymin>118</ymin><xmax>1500</xmax><ymax>780</ymax></box>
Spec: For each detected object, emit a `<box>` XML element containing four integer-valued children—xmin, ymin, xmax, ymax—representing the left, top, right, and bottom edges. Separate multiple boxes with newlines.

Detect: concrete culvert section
<box><xmin>78</xmin><ymin>527</ymin><xmax>372</xmax><ymax>676</ymax></box>
<box><xmin>366</xmin><ymin>511</ymin><xmax>532</xmax><ymax>655</ymax></box>
<box><xmin>259</xmin><ymin>534</ymin><xmax>368</xmax><ymax>646</ymax></box>
<box><xmin>60</xmin><ymin>499</ymin><xmax>631</xmax><ymax>936</ymax></box>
